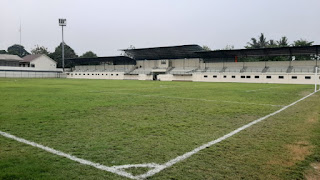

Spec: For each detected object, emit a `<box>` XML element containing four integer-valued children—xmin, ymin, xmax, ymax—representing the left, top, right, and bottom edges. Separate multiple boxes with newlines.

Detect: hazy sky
<box><xmin>1</xmin><ymin>0</ymin><xmax>319</xmax><ymax>56</ymax></box>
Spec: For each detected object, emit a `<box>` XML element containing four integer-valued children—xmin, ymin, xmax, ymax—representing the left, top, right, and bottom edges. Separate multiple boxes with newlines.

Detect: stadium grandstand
<box><xmin>66</xmin><ymin>44</ymin><xmax>320</xmax><ymax>84</ymax></box>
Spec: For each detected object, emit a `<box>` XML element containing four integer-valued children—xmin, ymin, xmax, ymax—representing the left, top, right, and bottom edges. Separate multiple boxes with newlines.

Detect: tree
<box><xmin>223</xmin><ymin>45</ymin><xmax>234</xmax><ymax>50</ymax></box>
<box><xmin>31</xmin><ymin>45</ymin><xmax>50</xmax><ymax>55</ymax></box>
<box><xmin>49</xmin><ymin>43</ymin><xmax>78</xmax><ymax>68</ymax></box>
<box><xmin>7</xmin><ymin>44</ymin><xmax>30</xmax><ymax>57</ymax></box>
<box><xmin>0</xmin><ymin>50</ymin><xmax>6</xmax><ymax>54</ymax></box>
<box><xmin>292</xmin><ymin>39</ymin><xmax>314</xmax><ymax>60</ymax></box>
<box><xmin>245</xmin><ymin>33</ymin><xmax>269</xmax><ymax>49</ymax></box>
<box><xmin>202</xmin><ymin>45</ymin><xmax>211</xmax><ymax>51</ymax></box>
<box><xmin>80</xmin><ymin>51</ymin><xmax>97</xmax><ymax>58</ymax></box>
<box><xmin>277</xmin><ymin>36</ymin><xmax>289</xmax><ymax>47</ymax></box>
<box><xmin>292</xmin><ymin>39</ymin><xmax>314</xmax><ymax>47</ymax></box>
<box><xmin>268</xmin><ymin>40</ymin><xmax>277</xmax><ymax>48</ymax></box>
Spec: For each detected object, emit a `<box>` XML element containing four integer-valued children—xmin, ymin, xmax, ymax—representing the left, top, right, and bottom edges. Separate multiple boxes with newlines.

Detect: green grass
<box><xmin>0</xmin><ymin>78</ymin><xmax>319</xmax><ymax>179</ymax></box>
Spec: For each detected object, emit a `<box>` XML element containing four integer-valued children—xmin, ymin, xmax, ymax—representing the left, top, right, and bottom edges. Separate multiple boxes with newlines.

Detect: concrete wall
<box><xmin>74</xmin><ymin>64</ymin><xmax>134</xmax><ymax>72</ymax></box>
<box><xmin>67</xmin><ymin>71</ymin><xmax>125</xmax><ymax>80</ymax></box>
<box><xmin>171</xmin><ymin>58</ymin><xmax>200</xmax><ymax>68</ymax></box>
<box><xmin>193</xmin><ymin>72</ymin><xmax>319</xmax><ymax>84</ymax></box>
<box><xmin>67</xmin><ymin>59</ymin><xmax>320</xmax><ymax>84</ymax></box>
<box><xmin>158</xmin><ymin>74</ymin><xmax>193</xmax><ymax>81</ymax></box>
<box><xmin>0</xmin><ymin>66</ymin><xmax>63</xmax><ymax>78</ymax></box>
<box><xmin>31</xmin><ymin>55</ymin><xmax>57</xmax><ymax>70</ymax></box>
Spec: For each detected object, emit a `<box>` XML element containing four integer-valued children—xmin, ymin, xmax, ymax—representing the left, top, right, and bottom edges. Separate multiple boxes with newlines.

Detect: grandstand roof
<box><xmin>196</xmin><ymin>45</ymin><xmax>320</xmax><ymax>58</ymax></box>
<box><xmin>66</xmin><ymin>56</ymin><xmax>136</xmax><ymax>65</ymax></box>
<box><xmin>122</xmin><ymin>44</ymin><xmax>204</xmax><ymax>60</ymax></box>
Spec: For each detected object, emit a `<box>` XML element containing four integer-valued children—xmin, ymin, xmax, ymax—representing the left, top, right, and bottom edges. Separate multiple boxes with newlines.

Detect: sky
<box><xmin>1</xmin><ymin>0</ymin><xmax>320</xmax><ymax>56</ymax></box>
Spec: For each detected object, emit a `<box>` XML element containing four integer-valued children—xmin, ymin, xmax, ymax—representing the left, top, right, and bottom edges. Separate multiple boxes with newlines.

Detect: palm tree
<box><xmin>277</xmin><ymin>36</ymin><xmax>289</xmax><ymax>47</ymax></box>
<box><xmin>246</xmin><ymin>33</ymin><xmax>269</xmax><ymax>49</ymax></box>
<box><xmin>292</xmin><ymin>39</ymin><xmax>314</xmax><ymax>47</ymax></box>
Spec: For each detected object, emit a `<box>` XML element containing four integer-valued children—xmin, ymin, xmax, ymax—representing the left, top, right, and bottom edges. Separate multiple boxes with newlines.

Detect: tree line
<box><xmin>0</xmin><ymin>43</ymin><xmax>97</xmax><ymax>68</ymax></box>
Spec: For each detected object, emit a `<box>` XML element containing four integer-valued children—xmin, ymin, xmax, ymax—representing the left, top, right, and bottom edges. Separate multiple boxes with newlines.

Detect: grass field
<box><xmin>0</xmin><ymin>78</ymin><xmax>319</xmax><ymax>179</ymax></box>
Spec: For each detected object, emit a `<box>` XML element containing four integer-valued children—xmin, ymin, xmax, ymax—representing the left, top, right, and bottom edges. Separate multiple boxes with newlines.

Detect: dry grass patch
<box><xmin>268</xmin><ymin>141</ymin><xmax>313</xmax><ymax>167</ymax></box>
<box><xmin>305</xmin><ymin>162</ymin><xmax>320</xmax><ymax>180</ymax></box>
<box><xmin>307</xmin><ymin>112</ymin><xmax>319</xmax><ymax>124</ymax></box>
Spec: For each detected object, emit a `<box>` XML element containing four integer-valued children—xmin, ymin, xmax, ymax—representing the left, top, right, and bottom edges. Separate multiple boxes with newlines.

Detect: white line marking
<box><xmin>112</xmin><ymin>163</ymin><xmax>163</xmax><ymax>170</ymax></box>
<box><xmin>136</xmin><ymin>90</ymin><xmax>319</xmax><ymax>179</ymax></box>
<box><xmin>0</xmin><ymin>131</ymin><xmax>136</xmax><ymax>179</ymax></box>
<box><xmin>90</xmin><ymin>91</ymin><xmax>284</xmax><ymax>107</ymax></box>
<box><xmin>0</xmin><ymin>90</ymin><xmax>317</xmax><ymax>179</ymax></box>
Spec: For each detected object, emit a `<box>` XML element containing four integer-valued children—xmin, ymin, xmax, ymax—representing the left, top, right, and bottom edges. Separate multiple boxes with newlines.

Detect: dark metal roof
<box><xmin>22</xmin><ymin>54</ymin><xmax>42</xmax><ymax>62</ymax></box>
<box><xmin>196</xmin><ymin>45</ymin><xmax>320</xmax><ymax>58</ymax></box>
<box><xmin>66</xmin><ymin>56</ymin><xmax>136</xmax><ymax>65</ymax></box>
<box><xmin>122</xmin><ymin>44</ymin><xmax>204</xmax><ymax>60</ymax></box>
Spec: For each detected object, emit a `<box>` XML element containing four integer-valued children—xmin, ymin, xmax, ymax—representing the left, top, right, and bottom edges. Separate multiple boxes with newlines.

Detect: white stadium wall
<box><xmin>0</xmin><ymin>66</ymin><xmax>63</xmax><ymax>78</ymax></box>
<box><xmin>66</xmin><ymin>60</ymin><xmax>320</xmax><ymax>85</ymax></box>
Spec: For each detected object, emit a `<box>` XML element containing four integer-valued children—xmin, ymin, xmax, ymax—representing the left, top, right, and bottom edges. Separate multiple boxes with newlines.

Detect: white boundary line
<box><xmin>0</xmin><ymin>131</ymin><xmax>136</xmax><ymax>179</ymax></box>
<box><xmin>0</xmin><ymin>90</ymin><xmax>318</xmax><ymax>179</ymax></box>
<box><xmin>135</xmin><ymin>89</ymin><xmax>318</xmax><ymax>179</ymax></box>
<box><xmin>90</xmin><ymin>91</ymin><xmax>284</xmax><ymax>107</ymax></box>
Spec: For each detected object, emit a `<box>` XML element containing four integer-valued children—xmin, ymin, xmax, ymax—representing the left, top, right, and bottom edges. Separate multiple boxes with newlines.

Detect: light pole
<box><xmin>59</xmin><ymin>18</ymin><xmax>67</xmax><ymax>71</ymax></box>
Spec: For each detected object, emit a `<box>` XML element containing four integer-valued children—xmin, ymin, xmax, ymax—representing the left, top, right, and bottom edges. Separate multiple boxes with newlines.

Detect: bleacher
<box><xmin>290</xmin><ymin>61</ymin><xmax>316</xmax><ymax>73</ymax></box>
<box><xmin>169</xmin><ymin>67</ymin><xmax>196</xmax><ymax>74</ymax></box>
<box><xmin>244</xmin><ymin>62</ymin><xmax>266</xmax><ymax>73</ymax></box>
<box><xmin>130</xmin><ymin>68</ymin><xmax>153</xmax><ymax>75</ymax></box>
<box><xmin>205</xmin><ymin>63</ymin><xmax>224</xmax><ymax>72</ymax></box>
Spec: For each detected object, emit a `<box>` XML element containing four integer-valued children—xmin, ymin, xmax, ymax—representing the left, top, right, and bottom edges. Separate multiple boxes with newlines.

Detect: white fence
<box><xmin>0</xmin><ymin>66</ymin><xmax>64</xmax><ymax>78</ymax></box>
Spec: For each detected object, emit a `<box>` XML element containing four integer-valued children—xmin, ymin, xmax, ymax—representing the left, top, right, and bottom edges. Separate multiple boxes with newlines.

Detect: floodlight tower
<box><xmin>59</xmin><ymin>18</ymin><xmax>67</xmax><ymax>71</ymax></box>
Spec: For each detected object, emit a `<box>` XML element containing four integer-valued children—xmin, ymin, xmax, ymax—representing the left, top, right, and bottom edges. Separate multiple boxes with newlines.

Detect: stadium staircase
<box><xmin>219</xmin><ymin>67</ymin><xmax>227</xmax><ymax>73</ymax></box>
<box><xmin>240</xmin><ymin>66</ymin><xmax>248</xmax><ymax>73</ymax></box>
<box><xmin>262</xmin><ymin>66</ymin><xmax>269</xmax><ymax>73</ymax></box>
<box><xmin>286</xmin><ymin>66</ymin><xmax>293</xmax><ymax>73</ymax></box>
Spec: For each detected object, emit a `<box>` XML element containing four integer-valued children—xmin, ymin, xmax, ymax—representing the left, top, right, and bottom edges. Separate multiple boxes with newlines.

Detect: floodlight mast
<box><xmin>59</xmin><ymin>19</ymin><xmax>66</xmax><ymax>71</ymax></box>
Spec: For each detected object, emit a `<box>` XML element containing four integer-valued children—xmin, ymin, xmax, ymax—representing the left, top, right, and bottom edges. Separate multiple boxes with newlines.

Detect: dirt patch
<box><xmin>285</xmin><ymin>141</ymin><xmax>313</xmax><ymax>166</ymax></box>
<box><xmin>268</xmin><ymin>141</ymin><xmax>313</xmax><ymax>167</ymax></box>
<box><xmin>307</xmin><ymin>112</ymin><xmax>319</xmax><ymax>124</ymax></box>
<box><xmin>304</xmin><ymin>162</ymin><xmax>320</xmax><ymax>180</ymax></box>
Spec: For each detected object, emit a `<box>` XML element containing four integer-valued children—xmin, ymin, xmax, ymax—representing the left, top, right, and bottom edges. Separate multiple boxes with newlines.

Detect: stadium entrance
<box><xmin>152</xmin><ymin>72</ymin><xmax>165</xmax><ymax>80</ymax></box>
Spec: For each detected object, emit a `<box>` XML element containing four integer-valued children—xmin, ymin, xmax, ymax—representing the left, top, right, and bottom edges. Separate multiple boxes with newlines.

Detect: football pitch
<box><xmin>0</xmin><ymin>78</ymin><xmax>319</xmax><ymax>179</ymax></box>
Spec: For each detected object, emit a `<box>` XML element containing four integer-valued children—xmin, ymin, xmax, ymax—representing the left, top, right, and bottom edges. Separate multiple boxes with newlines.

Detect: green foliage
<box><xmin>202</xmin><ymin>45</ymin><xmax>211</xmax><ymax>51</ymax></box>
<box><xmin>245</xmin><ymin>33</ymin><xmax>269</xmax><ymax>49</ymax></box>
<box><xmin>7</xmin><ymin>44</ymin><xmax>30</xmax><ymax>57</ymax></box>
<box><xmin>49</xmin><ymin>43</ymin><xmax>78</xmax><ymax>68</ymax></box>
<box><xmin>223</xmin><ymin>45</ymin><xmax>234</xmax><ymax>50</ymax></box>
<box><xmin>292</xmin><ymin>39</ymin><xmax>314</xmax><ymax>60</ymax></box>
<box><xmin>277</xmin><ymin>36</ymin><xmax>289</xmax><ymax>47</ymax></box>
<box><xmin>0</xmin><ymin>50</ymin><xmax>7</xmax><ymax>54</ymax></box>
<box><xmin>31</xmin><ymin>45</ymin><xmax>50</xmax><ymax>55</ymax></box>
<box><xmin>243</xmin><ymin>34</ymin><xmax>316</xmax><ymax>61</ymax></box>
<box><xmin>292</xmin><ymin>39</ymin><xmax>314</xmax><ymax>47</ymax></box>
<box><xmin>80</xmin><ymin>51</ymin><xmax>97</xmax><ymax>58</ymax></box>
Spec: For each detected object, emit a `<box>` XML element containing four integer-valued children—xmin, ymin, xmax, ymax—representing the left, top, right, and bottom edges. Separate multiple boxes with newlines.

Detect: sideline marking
<box><xmin>0</xmin><ymin>90</ymin><xmax>317</xmax><ymax>179</ymax></box>
<box><xmin>90</xmin><ymin>91</ymin><xmax>284</xmax><ymax>107</ymax></box>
